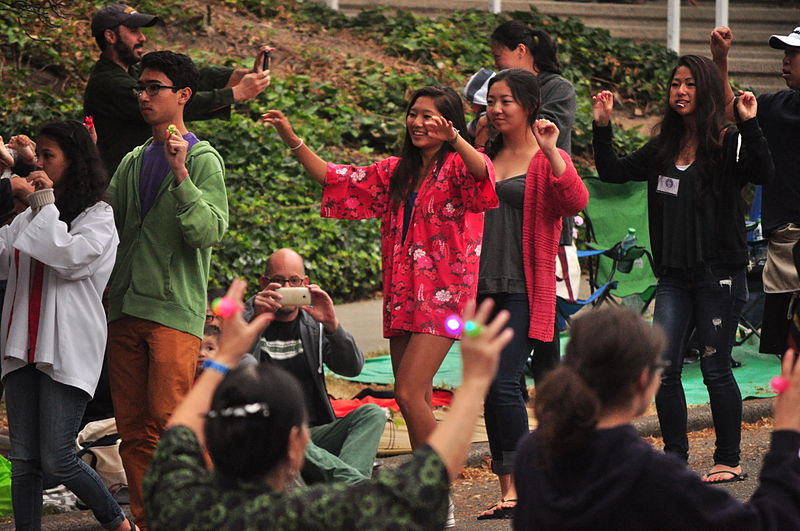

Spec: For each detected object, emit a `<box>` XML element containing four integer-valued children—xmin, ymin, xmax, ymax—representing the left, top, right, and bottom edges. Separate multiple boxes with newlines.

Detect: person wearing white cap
<box><xmin>711</xmin><ymin>26</ymin><xmax>800</xmax><ymax>358</ymax></box>
<box><xmin>463</xmin><ymin>68</ymin><xmax>496</xmax><ymax>148</ymax></box>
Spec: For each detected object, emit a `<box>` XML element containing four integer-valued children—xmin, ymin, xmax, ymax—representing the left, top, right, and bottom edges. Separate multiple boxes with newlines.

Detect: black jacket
<box><xmin>593</xmin><ymin>117</ymin><xmax>774</xmax><ymax>273</ymax></box>
<box><xmin>83</xmin><ymin>58</ymin><xmax>235</xmax><ymax>174</ymax></box>
<box><xmin>757</xmin><ymin>89</ymin><xmax>800</xmax><ymax>234</ymax></box>
<box><xmin>514</xmin><ymin>425</ymin><xmax>800</xmax><ymax>530</ymax></box>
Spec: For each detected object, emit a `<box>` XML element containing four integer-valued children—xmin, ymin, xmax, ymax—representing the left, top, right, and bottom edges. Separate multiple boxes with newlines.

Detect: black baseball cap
<box><xmin>91</xmin><ymin>4</ymin><xmax>160</xmax><ymax>36</ymax></box>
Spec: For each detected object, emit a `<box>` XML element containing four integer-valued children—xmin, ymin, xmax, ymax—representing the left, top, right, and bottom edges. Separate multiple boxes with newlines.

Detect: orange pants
<box><xmin>107</xmin><ymin>317</ymin><xmax>199</xmax><ymax>529</ymax></box>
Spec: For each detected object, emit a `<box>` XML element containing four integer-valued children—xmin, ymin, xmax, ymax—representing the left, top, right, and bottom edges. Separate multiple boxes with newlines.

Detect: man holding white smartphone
<box><xmin>242</xmin><ymin>248</ymin><xmax>387</xmax><ymax>485</ymax></box>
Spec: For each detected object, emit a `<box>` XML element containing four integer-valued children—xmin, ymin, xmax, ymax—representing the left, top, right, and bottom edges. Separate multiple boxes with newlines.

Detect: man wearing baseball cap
<box><xmin>84</xmin><ymin>3</ymin><xmax>270</xmax><ymax>174</ymax></box>
<box><xmin>711</xmin><ymin>26</ymin><xmax>800</xmax><ymax>358</ymax></box>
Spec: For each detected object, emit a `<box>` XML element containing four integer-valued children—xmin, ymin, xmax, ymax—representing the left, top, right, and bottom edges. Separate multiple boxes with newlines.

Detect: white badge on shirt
<box><xmin>656</xmin><ymin>175</ymin><xmax>679</xmax><ymax>196</ymax></box>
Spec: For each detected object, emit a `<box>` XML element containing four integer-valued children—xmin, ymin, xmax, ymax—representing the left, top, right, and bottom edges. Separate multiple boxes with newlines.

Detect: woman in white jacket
<box><xmin>0</xmin><ymin>120</ymin><xmax>132</xmax><ymax>531</ymax></box>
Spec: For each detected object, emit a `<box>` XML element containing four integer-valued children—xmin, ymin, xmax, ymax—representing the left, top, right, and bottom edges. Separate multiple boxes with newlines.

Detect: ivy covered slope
<box><xmin>0</xmin><ymin>1</ymin><xmax>676</xmax><ymax>301</ymax></box>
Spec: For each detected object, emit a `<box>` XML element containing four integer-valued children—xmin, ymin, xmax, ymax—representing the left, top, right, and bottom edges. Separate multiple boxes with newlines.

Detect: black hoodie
<box><xmin>514</xmin><ymin>425</ymin><xmax>800</xmax><ymax>530</ymax></box>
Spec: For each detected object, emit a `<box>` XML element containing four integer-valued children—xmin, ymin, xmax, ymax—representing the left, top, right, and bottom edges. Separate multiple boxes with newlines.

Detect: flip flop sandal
<box><xmin>703</xmin><ymin>470</ymin><xmax>749</xmax><ymax>484</ymax></box>
<box><xmin>476</xmin><ymin>498</ymin><xmax>517</xmax><ymax>520</ymax></box>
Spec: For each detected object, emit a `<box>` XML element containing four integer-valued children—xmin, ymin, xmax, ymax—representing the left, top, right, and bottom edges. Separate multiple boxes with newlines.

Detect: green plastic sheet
<box><xmin>341</xmin><ymin>338</ymin><xmax>779</xmax><ymax>406</ymax></box>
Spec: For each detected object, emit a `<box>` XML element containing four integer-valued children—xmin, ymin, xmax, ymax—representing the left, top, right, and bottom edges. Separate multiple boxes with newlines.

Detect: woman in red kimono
<box><xmin>262</xmin><ymin>87</ymin><xmax>497</xmax><ymax>460</ymax></box>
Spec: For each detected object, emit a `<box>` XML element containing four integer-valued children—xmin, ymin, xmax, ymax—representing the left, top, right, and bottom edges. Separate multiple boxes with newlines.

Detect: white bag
<box><xmin>76</xmin><ymin>418</ymin><xmax>127</xmax><ymax>494</ymax></box>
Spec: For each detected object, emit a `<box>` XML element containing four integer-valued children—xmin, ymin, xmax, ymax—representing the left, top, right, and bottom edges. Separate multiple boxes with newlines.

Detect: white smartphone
<box><xmin>276</xmin><ymin>287</ymin><xmax>311</xmax><ymax>306</ymax></box>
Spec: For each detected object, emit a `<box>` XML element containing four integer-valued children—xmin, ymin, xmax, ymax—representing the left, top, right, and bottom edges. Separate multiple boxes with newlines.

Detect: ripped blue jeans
<box><xmin>653</xmin><ymin>265</ymin><xmax>746</xmax><ymax>467</ymax></box>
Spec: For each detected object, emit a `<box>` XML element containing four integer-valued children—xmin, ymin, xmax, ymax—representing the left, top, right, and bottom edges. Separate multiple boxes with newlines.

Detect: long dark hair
<box><xmin>484</xmin><ymin>68</ymin><xmax>541</xmax><ymax>159</ymax></box>
<box><xmin>389</xmin><ymin>86</ymin><xmax>469</xmax><ymax>207</ymax></box>
<box><xmin>205</xmin><ymin>364</ymin><xmax>307</xmax><ymax>482</ymax></box>
<box><xmin>37</xmin><ymin>120</ymin><xmax>107</xmax><ymax>228</ymax></box>
<box><xmin>533</xmin><ymin>307</ymin><xmax>665</xmax><ymax>467</ymax></box>
<box><xmin>490</xmin><ymin>21</ymin><xmax>562</xmax><ymax>75</ymax></box>
<box><xmin>651</xmin><ymin>55</ymin><xmax>727</xmax><ymax>194</ymax></box>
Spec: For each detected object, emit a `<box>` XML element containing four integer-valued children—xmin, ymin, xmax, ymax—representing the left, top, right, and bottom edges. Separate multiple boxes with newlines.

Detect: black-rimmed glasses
<box><xmin>266</xmin><ymin>276</ymin><xmax>304</xmax><ymax>286</ymax></box>
<box><xmin>132</xmin><ymin>84</ymin><xmax>180</xmax><ymax>97</ymax></box>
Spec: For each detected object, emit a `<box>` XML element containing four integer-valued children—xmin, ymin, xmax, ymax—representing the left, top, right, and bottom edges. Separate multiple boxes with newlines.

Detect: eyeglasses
<box><xmin>266</xmin><ymin>276</ymin><xmax>304</xmax><ymax>286</ymax></box>
<box><xmin>132</xmin><ymin>84</ymin><xmax>180</xmax><ymax>97</ymax></box>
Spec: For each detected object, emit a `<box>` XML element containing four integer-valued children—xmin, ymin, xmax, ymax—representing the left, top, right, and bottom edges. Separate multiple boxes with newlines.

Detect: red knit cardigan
<box><xmin>522</xmin><ymin>149</ymin><xmax>588</xmax><ymax>340</ymax></box>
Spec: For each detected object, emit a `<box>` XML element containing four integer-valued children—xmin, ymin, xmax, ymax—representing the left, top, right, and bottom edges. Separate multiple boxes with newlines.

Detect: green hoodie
<box><xmin>106</xmin><ymin>139</ymin><xmax>228</xmax><ymax>338</ymax></box>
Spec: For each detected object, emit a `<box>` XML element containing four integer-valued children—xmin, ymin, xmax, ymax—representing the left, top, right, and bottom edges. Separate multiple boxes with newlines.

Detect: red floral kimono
<box><xmin>321</xmin><ymin>152</ymin><xmax>497</xmax><ymax>338</ymax></box>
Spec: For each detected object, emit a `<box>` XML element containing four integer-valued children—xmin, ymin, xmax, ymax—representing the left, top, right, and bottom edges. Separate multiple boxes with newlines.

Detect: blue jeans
<box><xmin>479</xmin><ymin>293</ymin><xmax>536</xmax><ymax>475</ymax></box>
<box><xmin>4</xmin><ymin>365</ymin><xmax>125</xmax><ymax>530</ymax></box>
<box><xmin>653</xmin><ymin>266</ymin><xmax>746</xmax><ymax>467</ymax></box>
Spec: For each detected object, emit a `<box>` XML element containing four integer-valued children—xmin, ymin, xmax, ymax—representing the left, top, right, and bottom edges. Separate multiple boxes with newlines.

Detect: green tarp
<box><xmin>341</xmin><ymin>338</ymin><xmax>779</xmax><ymax>406</ymax></box>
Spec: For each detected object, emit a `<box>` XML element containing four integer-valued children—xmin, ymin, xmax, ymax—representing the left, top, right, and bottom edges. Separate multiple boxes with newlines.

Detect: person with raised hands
<box><xmin>476</xmin><ymin>68</ymin><xmax>588</xmax><ymax>520</ymax></box>
<box><xmin>592</xmin><ymin>55</ymin><xmax>773</xmax><ymax>484</ymax></box>
<box><xmin>143</xmin><ymin>280</ymin><xmax>513</xmax><ymax>530</ymax></box>
<box><xmin>513</xmin><ymin>306</ymin><xmax>800</xmax><ymax>530</ymax></box>
<box><xmin>262</xmin><ymin>86</ymin><xmax>496</xmax><ymax>526</ymax></box>
<box><xmin>711</xmin><ymin>25</ymin><xmax>800</xmax><ymax>359</ymax></box>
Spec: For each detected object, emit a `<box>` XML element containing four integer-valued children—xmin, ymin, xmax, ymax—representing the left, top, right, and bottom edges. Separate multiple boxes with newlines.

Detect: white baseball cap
<box><xmin>769</xmin><ymin>27</ymin><xmax>800</xmax><ymax>50</ymax></box>
<box><xmin>463</xmin><ymin>69</ymin><xmax>496</xmax><ymax>107</ymax></box>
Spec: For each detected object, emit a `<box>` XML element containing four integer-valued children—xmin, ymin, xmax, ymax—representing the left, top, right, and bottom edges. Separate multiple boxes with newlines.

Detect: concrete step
<box><xmin>335</xmin><ymin>0</ymin><xmax>795</xmax><ymax>93</ymax></box>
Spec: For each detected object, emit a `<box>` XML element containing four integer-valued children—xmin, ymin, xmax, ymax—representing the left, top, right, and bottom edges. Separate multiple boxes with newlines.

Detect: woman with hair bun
<box><xmin>144</xmin><ymin>280</ymin><xmax>515</xmax><ymax>531</ymax></box>
<box><xmin>514</xmin><ymin>306</ymin><xmax>800</xmax><ymax>530</ymax></box>
<box><xmin>489</xmin><ymin>20</ymin><xmax>576</xmax><ymax>154</ymax></box>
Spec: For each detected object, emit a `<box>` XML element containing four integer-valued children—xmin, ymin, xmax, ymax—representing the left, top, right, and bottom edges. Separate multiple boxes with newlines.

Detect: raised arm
<box><xmin>167</xmin><ymin>279</ymin><xmax>272</xmax><ymax>442</ymax></box>
<box><xmin>710</xmin><ymin>26</ymin><xmax>736</xmax><ymax>122</ymax></box>
<box><xmin>0</xmin><ymin>137</ymin><xmax>13</xmax><ymax>168</ymax></box>
<box><xmin>164</xmin><ymin>140</ymin><xmax>229</xmax><ymax>249</ymax></box>
<box><xmin>592</xmin><ymin>90</ymin><xmax>614</xmax><ymax>127</ymax></box>
<box><xmin>533</xmin><ymin>118</ymin><xmax>567</xmax><ymax>176</ymax></box>
<box><xmin>427</xmin><ymin>299</ymin><xmax>513</xmax><ymax>479</ymax></box>
<box><xmin>261</xmin><ymin>110</ymin><xmax>329</xmax><ymax>184</ymax></box>
<box><xmin>426</xmin><ymin>115</ymin><xmax>489</xmax><ymax>178</ymax></box>
<box><xmin>733</xmin><ymin>92</ymin><xmax>774</xmax><ymax>186</ymax></box>
<box><xmin>591</xmin><ymin>90</ymin><xmax>651</xmax><ymax>184</ymax></box>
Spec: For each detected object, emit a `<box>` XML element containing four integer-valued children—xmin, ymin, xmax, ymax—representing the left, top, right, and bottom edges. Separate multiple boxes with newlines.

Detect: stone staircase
<box><xmin>335</xmin><ymin>0</ymin><xmax>799</xmax><ymax>94</ymax></box>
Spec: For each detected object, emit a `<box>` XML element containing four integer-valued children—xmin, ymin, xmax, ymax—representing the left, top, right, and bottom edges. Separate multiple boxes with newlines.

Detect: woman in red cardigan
<box><xmin>476</xmin><ymin>68</ymin><xmax>588</xmax><ymax>520</ymax></box>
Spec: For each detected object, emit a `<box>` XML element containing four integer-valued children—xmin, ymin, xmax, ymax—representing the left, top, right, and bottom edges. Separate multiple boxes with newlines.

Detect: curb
<box><xmin>379</xmin><ymin>397</ymin><xmax>775</xmax><ymax>471</ymax></box>
<box><xmin>632</xmin><ymin>396</ymin><xmax>774</xmax><ymax>439</ymax></box>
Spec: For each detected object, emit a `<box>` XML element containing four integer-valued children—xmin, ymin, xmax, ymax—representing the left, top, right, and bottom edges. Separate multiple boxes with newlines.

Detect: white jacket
<box><xmin>0</xmin><ymin>202</ymin><xmax>118</xmax><ymax>396</ymax></box>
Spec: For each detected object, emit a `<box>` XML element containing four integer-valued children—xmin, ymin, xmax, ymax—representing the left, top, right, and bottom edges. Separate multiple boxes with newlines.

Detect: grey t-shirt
<box><xmin>478</xmin><ymin>174</ymin><xmax>527</xmax><ymax>294</ymax></box>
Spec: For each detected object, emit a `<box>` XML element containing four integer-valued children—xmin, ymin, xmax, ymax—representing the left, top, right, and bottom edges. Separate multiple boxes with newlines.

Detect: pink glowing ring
<box><xmin>211</xmin><ymin>297</ymin><xmax>241</xmax><ymax>319</ymax></box>
<box><xmin>770</xmin><ymin>376</ymin><xmax>790</xmax><ymax>394</ymax></box>
<box><xmin>445</xmin><ymin>314</ymin><xmax>463</xmax><ymax>335</ymax></box>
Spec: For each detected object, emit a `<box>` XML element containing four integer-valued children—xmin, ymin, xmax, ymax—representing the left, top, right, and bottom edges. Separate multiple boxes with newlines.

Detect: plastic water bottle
<box><xmin>620</xmin><ymin>228</ymin><xmax>637</xmax><ymax>253</ymax></box>
<box><xmin>618</xmin><ymin>228</ymin><xmax>637</xmax><ymax>273</ymax></box>
<box><xmin>752</xmin><ymin>218</ymin><xmax>763</xmax><ymax>242</ymax></box>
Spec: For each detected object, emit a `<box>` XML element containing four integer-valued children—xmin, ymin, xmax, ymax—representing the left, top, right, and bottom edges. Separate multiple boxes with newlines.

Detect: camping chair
<box><xmin>738</xmin><ymin>185</ymin><xmax>766</xmax><ymax>346</ymax></box>
<box><xmin>570</xmin><ymin>176</ymin><xmax>658</xmax><ymax>318</ymax></box>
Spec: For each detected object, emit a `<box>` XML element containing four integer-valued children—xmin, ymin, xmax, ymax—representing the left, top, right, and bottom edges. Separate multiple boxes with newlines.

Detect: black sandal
<box><xmin>476</xmin><ymin>498</ymin><xmax>517</xmax><ymax>520</ymax></box>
